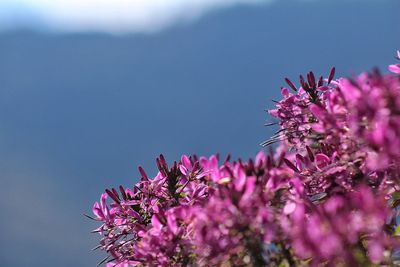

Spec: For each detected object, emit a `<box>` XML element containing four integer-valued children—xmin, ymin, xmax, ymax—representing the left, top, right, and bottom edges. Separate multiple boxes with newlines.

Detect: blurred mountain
<box><xmin>0</xmin><ymin>0</ymin><xmax>398</xmax><ymax>266</ymax></box>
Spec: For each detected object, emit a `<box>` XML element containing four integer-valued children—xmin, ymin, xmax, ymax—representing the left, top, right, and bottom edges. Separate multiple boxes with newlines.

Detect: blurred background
<box><xmin>0</xmin><ymin>0</ymin><xmax>398</xmax><ymax>266</ymax></box>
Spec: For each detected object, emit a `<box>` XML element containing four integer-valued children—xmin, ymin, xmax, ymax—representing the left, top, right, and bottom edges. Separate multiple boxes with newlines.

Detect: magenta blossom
<box><xmin>388</xmin><ymin>50</ymin><xmax>400</xmax><ymax>74</ymax></box>
<box><xmin>283</xmin><ymin>186</ymin><xmax>393</xmax><ymax>266</ymax></box>
<box><xmin>90</xmin><ymin>51</ymin><xmax>400</xmax><ymax>266</ymax></box>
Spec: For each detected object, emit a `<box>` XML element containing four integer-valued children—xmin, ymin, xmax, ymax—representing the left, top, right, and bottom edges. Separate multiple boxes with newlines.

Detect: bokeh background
<box><xmin>0</xmin><ymin>0</ymin><xmax>398</xmax><ymax>266</ymax></box>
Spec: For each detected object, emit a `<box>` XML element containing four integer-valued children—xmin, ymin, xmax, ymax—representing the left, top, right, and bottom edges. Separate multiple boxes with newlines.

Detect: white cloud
<box><xmin>0</xmin><ymin>0</ymin><xmax>271</xmax><ymax>34</ymax></box>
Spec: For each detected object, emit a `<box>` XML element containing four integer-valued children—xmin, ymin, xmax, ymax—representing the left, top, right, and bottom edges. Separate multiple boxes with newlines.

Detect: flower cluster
<box><xmin>283</xmin><ymin>186</ymin><xmax>392</xmax><ymax>265</ymax></box>
<box><xmin>90</xmin><ymin>51</ymin><xmax>400</xmax><ymax>266</ymax></box>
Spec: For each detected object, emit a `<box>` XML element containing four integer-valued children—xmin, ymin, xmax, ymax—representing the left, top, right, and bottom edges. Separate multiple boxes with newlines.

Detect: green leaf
<box><xmin>395</xmin><ymin>225</ymin><xmax>400</xmax><ymax>236</ymax></box>
<box><xmin>278</xmin><ymin>260</ymin><xmax>290</xmax><ymax>267</ymax></box>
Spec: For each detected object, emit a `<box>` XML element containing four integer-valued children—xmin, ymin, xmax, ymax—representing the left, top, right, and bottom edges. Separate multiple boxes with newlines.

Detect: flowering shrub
<box><xmin>90</xmin><ymin>51</ymin><xmax>400</xmax><ymax>266</ymax></box>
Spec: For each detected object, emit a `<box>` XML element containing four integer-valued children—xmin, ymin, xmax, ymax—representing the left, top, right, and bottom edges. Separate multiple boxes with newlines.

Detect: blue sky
<box><xmin>0</xmin><ymin>0</ymin><xmax>398</xmax><ymax>266</ymax></box>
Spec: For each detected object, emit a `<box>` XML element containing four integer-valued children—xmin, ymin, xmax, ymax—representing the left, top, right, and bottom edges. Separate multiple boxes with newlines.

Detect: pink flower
<box><xmin>90</xmin><ymin>52</ymin><xmax>400</xmax><ymax>266</ymax></box>
<box><xmin>284</xmin><ymin>186</ymin><xmax>392</xmax><ymax>265</ymax></box>
<box><xmin>388</xmin><ymin>64</ymin><xmax>400</xmax><ymax>74</ymax></box>
<box><xmin>388</xmin><ymin>50</ymin><xmax>400</xmax><ymax>74</ymax></box>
